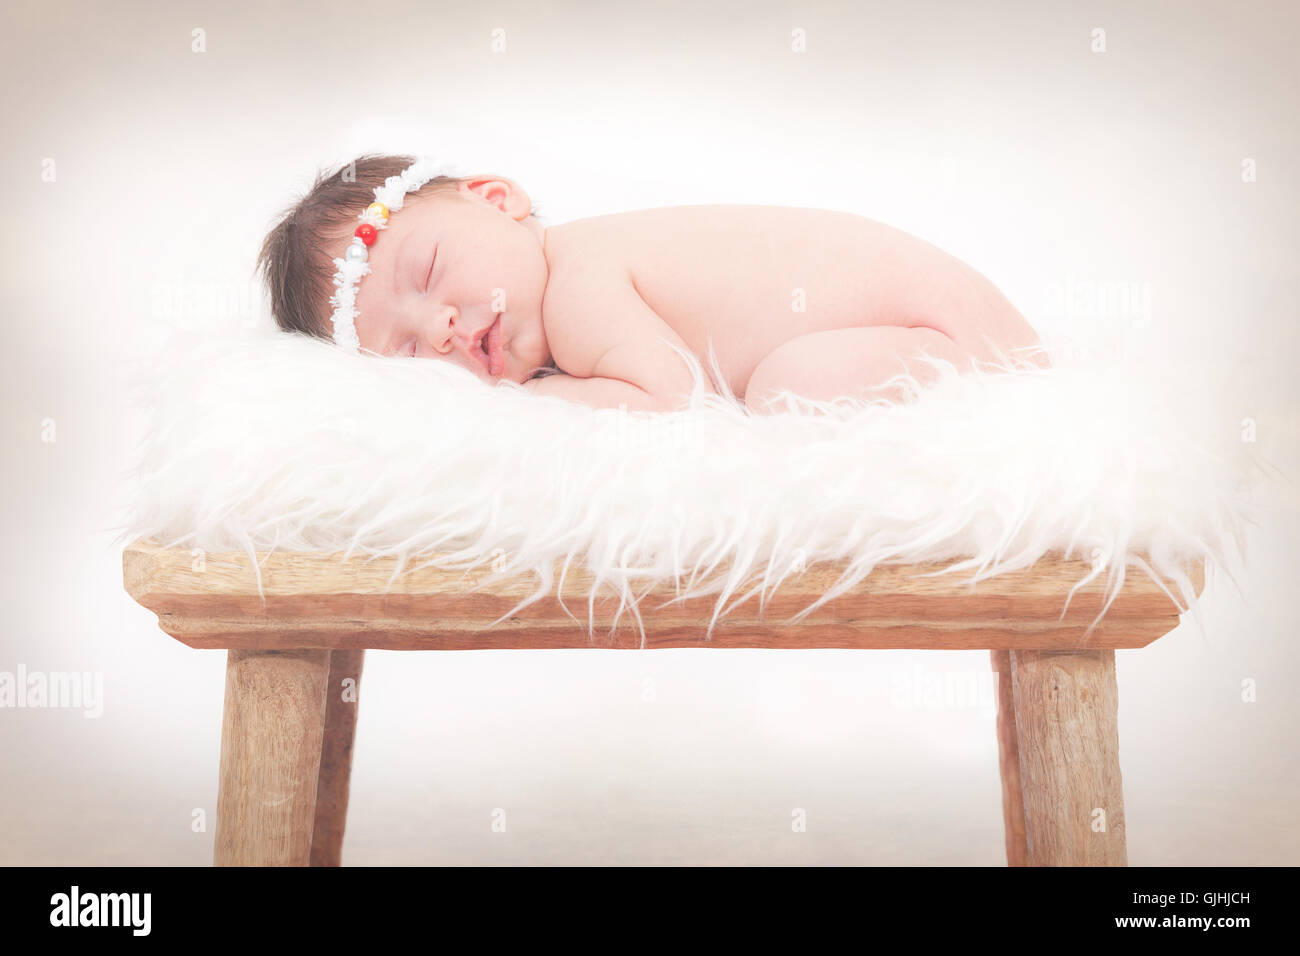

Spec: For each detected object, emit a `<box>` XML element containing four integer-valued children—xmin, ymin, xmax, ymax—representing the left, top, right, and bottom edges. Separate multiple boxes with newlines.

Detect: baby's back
<box><xmin>546</xmin><ymin>205</ymin><xmax>1038</xmax><ymax>395</ymax></box>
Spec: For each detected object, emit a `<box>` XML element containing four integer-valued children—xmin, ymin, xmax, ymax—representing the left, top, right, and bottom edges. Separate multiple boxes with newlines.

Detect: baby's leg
<box><xmin>744</xmin><ymin>326</ymin><xmax>973</xmax><ymax>412</ymax></box>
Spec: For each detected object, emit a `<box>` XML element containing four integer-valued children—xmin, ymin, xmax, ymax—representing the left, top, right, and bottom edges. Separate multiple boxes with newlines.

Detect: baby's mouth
<box><xmin>475</xmin><ymin>314</ymin><xmax>504</xmax><ymax>377</ymax></box>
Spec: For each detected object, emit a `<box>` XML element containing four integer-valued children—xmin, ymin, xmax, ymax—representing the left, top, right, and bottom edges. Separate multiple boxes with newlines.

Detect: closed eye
<box><xmin>423</xmin><ymin>245</ymin><xmax>437</xmax><ymax>292</ymax></box>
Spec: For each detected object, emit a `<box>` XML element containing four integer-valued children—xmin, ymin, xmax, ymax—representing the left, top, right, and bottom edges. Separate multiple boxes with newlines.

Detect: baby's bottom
<box><xmin>743</xmin><ymin>326</ymin><xmax>977</xmax><ymax>411</ymax></box>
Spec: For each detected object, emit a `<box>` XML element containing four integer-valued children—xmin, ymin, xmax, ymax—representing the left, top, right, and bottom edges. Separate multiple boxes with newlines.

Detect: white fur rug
<box><xmin>116</xmin><ymin>325</ymin><xmax>1265</xmax><ymax>639</ymax></box>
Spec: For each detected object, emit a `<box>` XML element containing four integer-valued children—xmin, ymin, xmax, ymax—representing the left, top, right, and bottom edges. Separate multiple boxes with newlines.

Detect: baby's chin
<box><xmin>502</xmin><ymin>320</ymin><xmax>551</xmax><ymax>383</ymax></box>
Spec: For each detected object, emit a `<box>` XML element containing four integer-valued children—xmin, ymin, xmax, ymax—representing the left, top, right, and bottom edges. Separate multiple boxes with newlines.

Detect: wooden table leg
<box><xmin>1010</xmin><ymin>649</ymin><xmax>1127</xmax><ymax>866</ymax></box>
<box><xmin>991</xmin><ymin>649</ymin><xmax>1028</xmax><ymax>866</ymax></box>
<box><xmin>214</xmin><ymin>649</ymin><xmax>331</xmax><ymax>866</ymax></box>
<box><xmin>310</xmin><ymin>649</ymin><xmax>365</xmax><ymax>867</ymax></box>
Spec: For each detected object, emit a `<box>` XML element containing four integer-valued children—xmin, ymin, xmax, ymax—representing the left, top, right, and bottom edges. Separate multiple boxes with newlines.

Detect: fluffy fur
<box><xmin>115</xmin><ymin>324</ymin><xmax>1267</xmax><ymax>643</ymax></box>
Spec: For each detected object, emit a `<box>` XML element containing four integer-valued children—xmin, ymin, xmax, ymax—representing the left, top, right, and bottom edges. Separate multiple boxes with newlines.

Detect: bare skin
<box><xmin>340</xmin><ymin>176</ymin><xmax>1044</xmax><ymax>413</ymax></box>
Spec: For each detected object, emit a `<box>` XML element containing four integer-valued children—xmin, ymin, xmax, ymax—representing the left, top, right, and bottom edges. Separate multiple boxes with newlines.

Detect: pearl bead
<box><xmin>354</xmin><ymin>223</ymin><xmax>378</xmax><ymax>246</ymax></box>
<box><xmin>365</xmin><ymin>202</ymin><xmax>389</xmax><ymax>221</ymax></box>
<box><xmin>345</xmin><ymin>239</ymin><xmax>368</xmax><ymax>263</ymax></box>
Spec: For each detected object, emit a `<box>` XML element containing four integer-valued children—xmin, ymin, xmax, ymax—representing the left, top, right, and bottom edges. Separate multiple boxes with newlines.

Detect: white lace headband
<box><xmin>327</xmin><ymin>156</ymin><xmax>440</xmax><ymax>353</ymax></box>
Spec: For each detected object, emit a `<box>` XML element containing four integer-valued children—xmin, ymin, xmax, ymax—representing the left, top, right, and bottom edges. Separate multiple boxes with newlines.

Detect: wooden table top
<box><xmin>122</xmin><ymin>536</ymin><xmax>1203</xmax><ymax>651</ymax></box>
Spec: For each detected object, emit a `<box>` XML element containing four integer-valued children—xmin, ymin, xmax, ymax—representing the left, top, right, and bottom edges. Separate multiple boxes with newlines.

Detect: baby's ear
<box><xmin>459</xmin><ymin>176</ymin><xmax>533</xmax><ymax>220</ymax></box>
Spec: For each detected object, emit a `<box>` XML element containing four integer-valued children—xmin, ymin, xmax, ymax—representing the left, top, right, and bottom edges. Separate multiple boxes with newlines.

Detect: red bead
<box><xmin>354</xmin><ymin>224</ymin><xmax>378</xmax><ymax>246</ymax></box>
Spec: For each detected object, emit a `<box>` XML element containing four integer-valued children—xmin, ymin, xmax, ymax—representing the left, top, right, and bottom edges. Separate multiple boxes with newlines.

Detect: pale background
<box><xmin>1</xmin><ymin>0</ymin><xmax>1296</xmax><ymax>864</ymax></box>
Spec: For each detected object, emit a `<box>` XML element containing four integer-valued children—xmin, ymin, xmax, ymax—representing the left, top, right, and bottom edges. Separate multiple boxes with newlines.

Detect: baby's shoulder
<box><xmin>543</xmin><ymin>218</ymin><xmax>632</xmax><ymax>288</ymax></box>
<box><xmin>540</xmin><ymin>221</ymin><xmax>635</xmax><ymax>333</ymax></box>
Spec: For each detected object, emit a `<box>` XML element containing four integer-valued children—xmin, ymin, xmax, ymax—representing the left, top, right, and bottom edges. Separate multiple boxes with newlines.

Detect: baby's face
<box><xmin>343</xmin><ymin>177</ymin><xmax>551</xmax><ymax>383</ymax></box>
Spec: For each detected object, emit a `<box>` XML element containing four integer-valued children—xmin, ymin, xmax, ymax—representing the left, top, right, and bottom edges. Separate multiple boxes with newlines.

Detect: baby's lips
<box><xmin>465</xmin><ymin>317</ymin><xmax>494</xmax><ymax>376</ymax></box>
<box><xmin>487</xmin><ymin>313</ymin><xmax>504</xmax><ymax>376</ymax></box>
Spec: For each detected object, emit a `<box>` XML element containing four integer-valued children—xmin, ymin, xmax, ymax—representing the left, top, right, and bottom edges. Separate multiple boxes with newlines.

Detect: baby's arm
<box><xmin>521</xmin><ymin>372</ymin><xmax>682</xmax><ymax>411</ymax></box>
<box><xmin>537</xmin><ymin>265</ymin><xmax>711</xmax><ymax>412</ymax></box>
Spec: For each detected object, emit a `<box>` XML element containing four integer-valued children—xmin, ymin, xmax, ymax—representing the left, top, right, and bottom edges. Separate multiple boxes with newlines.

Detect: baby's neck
<box><xmin>526</xmin><ymin>215</ymin><xmax>547</xmax><ymax>248</ymax></box>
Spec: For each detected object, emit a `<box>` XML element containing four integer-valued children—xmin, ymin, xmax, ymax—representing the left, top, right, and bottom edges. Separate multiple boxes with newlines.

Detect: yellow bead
<box><xmin>365</xmin><ymin>202</ymin><xmax>389</xmax><ymax>221</ymax></box>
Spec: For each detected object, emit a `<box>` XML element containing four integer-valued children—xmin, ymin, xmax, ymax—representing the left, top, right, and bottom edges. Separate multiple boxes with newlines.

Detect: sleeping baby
<box><xmin>258</xmin><ymin>154</ymin><xmax>1045</xmax><ymax>412</ymax></box>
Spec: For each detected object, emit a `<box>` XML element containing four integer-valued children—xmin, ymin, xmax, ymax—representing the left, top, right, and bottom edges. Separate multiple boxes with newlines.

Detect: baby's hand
<box><xmin>521</xmin><ymin>373</ymin><xmax>684</xmax><ymax>412</ymax></box>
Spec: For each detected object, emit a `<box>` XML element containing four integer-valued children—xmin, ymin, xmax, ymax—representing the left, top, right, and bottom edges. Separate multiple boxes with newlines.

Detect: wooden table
<box><xmin>122</xmin><ymin>536</ymin><xmax>1202</xmax><ymax>867</ymax></box>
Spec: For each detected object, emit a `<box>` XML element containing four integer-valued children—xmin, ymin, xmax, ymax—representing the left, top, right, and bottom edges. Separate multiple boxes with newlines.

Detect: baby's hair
<box><xmin>256</xmin><ymin>154</ymin><xmax>462</xmax><ymax>341</ymax></box>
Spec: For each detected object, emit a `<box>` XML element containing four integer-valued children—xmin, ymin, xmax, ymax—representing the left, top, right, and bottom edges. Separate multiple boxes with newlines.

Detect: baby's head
<box><xmin>257</xmin><ymin>154</ymin><xmax>552</xmax><ymax>383</ymax></box>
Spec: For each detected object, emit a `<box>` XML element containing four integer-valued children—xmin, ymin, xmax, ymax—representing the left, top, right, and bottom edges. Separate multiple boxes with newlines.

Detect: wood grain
<box><xmin>214</xmin><ymin>649</ymin><xmax>330</xmax><ymax>866</ymax></box>
<box><xmin>1010</xmin><ymin>649</ymin><xmax>1127</xmax><ymax>866</ymax></box>
<box><xmin>122</xmin><ymin>537</ymin><xmax>1202</xmax><ymax>651</ymax></box>
<box><xmin>308</xmin><ymin>649</ymin><xmax>364</xmax><ymax>867</ymax></box>
<box><xmin>991</xmin><ymin>649</ymin><xmax>1028</xmax><ymax>866</ymax></box>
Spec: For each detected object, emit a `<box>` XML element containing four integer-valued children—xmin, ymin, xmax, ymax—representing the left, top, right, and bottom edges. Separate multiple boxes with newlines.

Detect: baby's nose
<box><xmin>424</xmin><ymin>305</ymin><xmax>463</xmax><ymax>351</ymax></box>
